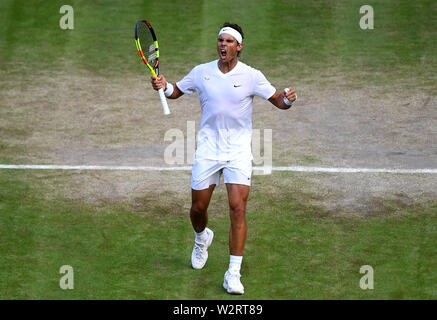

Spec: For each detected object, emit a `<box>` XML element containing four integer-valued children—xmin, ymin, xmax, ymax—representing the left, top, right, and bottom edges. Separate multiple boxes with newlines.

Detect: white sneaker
<box><xmin>223</xmin><ymin>270</ymin><xmax>244</xmax><ymax>295</ymax></box>
<box><xmin>191</xmin><ymin>228</ymin><xmax>214</xmax><ymax>269</ymax></box>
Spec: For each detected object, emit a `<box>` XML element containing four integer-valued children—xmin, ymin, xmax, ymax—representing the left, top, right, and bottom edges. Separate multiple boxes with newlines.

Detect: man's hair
<box><xmin>221</xmin><ymin>22</ymin><xmax>244</xmax><ymax>56</ymax></box>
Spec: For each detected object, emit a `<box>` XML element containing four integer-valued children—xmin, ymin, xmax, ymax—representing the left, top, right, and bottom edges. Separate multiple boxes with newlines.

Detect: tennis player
<box><xmin>151</xmin><ymin>22</ymin><xmax>297</xmax><ymax>295</ymax></box>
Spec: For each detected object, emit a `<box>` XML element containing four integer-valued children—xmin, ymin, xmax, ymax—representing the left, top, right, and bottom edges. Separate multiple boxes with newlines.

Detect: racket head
<box><xmin>135</xmin><ymin>20</ymin><xmax>160</xmax><ymax>76</ymax></box>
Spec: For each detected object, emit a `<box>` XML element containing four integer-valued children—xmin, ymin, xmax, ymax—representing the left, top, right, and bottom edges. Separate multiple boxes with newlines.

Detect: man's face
<box><xmin>217</xmin><ymin>33</ymin><xmax>243</xmax><ymax>63</ymax></box>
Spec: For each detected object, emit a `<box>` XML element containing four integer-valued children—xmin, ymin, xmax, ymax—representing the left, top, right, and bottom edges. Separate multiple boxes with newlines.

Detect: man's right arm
<box><xmin>166</xmin><ymin>83</ymin><xmax>184</xmax><ymax>99</ymax></box>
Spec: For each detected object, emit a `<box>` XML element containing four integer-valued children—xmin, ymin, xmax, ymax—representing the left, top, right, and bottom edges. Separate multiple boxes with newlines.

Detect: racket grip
<box><xmin>158</xmin><ymin>88</ymin><xmax>171</xmax><ymax>115</ymax></box>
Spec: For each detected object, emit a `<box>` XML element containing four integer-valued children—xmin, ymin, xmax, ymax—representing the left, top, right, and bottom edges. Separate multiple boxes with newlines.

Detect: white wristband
<box><xmin>164</xmin><ymin>82</ymin><xmax>174</xmax><ymax>97</ymax></box>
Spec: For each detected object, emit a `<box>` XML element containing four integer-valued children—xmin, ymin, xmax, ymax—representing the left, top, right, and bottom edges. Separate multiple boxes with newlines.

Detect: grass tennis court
<box><xmin>0</xmin><ymin>0</ymin><xmax>436</xmax><ymax>299</ymax></box>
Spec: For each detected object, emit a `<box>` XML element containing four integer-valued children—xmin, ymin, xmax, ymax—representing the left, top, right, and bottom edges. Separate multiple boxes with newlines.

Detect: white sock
<box><xmin>229</xmin><ymin>255</ymin><xmax>243</xmax><ymax>274</ymax></box>
<box><xmin>195</xmin><ymin>228</ymin><xmax>208</xmax><ymax>243</ymax></box>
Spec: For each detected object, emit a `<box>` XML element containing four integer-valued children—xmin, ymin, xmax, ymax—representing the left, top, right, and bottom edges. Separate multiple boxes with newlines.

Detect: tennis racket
<box><xmin>135</xmin><ymin>20</ymin><xmax>170</xmax><ymax>115</ymax></box>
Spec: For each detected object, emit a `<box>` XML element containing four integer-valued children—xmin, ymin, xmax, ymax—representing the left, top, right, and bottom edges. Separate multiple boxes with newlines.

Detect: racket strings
<box><xmin>138</xmin><ymin>24</ymin><xmax>157</xmax><ymax>67</ymax></box>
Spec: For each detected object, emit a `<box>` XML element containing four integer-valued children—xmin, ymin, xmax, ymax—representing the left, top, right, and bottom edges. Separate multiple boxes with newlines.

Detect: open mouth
<box><xmin>220</xmin><ymin>49</ymin><xmax>227</xmax><ymax>59</ymax></box>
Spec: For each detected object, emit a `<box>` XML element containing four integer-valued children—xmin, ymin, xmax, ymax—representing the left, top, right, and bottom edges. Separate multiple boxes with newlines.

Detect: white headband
<box><xmin>218</xmin><ymin>27</ymin><xmax>243</xmax><ymax>44</ymax></box>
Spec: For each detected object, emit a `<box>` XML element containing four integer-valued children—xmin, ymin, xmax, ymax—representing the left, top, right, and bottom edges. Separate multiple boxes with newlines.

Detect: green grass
<box><xmin>0</xmin><ymin>0</ymin><xmax>435</xmax><ymax>85</ymax></box>
<box><xmin>0</xmin><ymin>170</ymin><xmax>435</xmax><ymax>299</ymax></box>
<box><xmin>0</xmin><ymin>0</ymin><xmax>436</xmax><ymax>300</ymax></box>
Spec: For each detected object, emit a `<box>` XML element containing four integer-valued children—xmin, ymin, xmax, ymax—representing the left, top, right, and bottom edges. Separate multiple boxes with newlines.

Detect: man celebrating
<box><xmin>151</xmin><ymin>22</ymin><xmax>297</xmax><ymax>295</ymax></box>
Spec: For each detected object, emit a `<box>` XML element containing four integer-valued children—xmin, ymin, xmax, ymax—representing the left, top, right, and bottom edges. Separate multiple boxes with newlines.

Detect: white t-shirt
<box><xmin>177</xmin><ymin>60</ymin><xmax>276</xmax><ymax>161</ymax></box>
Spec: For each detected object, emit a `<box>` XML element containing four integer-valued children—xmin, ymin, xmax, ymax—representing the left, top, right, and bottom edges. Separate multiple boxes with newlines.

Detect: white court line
<box><xmin>272</xmin><ymin>166</ymin><xmax>437</xmax><ymax>174</ymax></box>
<box><xmin>0</xmin><ymin>164</ymin><xmax>192</xmax><ymax>171</ymax></box>
<box><xmin>0</xmin><ymin>164</ymin><xmax>437</xmax><ymax>174</ymax></box>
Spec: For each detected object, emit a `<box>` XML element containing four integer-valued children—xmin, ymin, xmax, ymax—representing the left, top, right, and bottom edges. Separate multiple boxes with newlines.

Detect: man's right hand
<box><xmin>151</xmin><ymin>74</ymin><xmax>167</xmax><ymax>91</ymax></box>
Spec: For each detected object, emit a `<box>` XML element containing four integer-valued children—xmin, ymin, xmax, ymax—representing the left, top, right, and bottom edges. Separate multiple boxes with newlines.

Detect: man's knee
<box><xmin>229</xmin><ymin>204</ymin><xmax>246</xmax><ymax>224</ymax></box>
<box><xmin>191</xmin><ymin>202</ymin><xmax>208</xmax><ymax>215</ymax></box>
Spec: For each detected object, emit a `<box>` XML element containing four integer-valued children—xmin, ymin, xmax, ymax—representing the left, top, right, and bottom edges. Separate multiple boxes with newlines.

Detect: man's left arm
<box><xmin>268</xmin><ymin>87</ymin><xmax>297</xmax><ymax>110</ymax></box>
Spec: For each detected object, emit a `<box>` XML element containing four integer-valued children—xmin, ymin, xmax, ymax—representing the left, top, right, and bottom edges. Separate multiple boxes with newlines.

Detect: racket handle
<box><xmin>158</xmin><ymin>88</ymin><xmax>171</xmax><ymax>115</ymax></box>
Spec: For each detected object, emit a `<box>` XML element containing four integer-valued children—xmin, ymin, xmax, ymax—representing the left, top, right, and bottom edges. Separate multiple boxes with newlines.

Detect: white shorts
<box><xmin>191</xmin><ymin>158</ymin><xmax>252</xmax><ymax>190</ymax></box>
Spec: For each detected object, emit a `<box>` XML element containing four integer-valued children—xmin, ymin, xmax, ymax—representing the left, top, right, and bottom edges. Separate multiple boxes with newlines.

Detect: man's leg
<box><xmin>223</xmin><ymin>183</ymin><xmax>250</xmax><ymax>294</ymax></box>
<box><xmin>190</xmin><ymin>184</ymin><xmax>216</xmax><ymax>269</ymax></box>
<box><xmin>190</xmin><ymin>184</ymin><xmax>215</xmax><ymax>232</ymax></box>
<box><xmin>226</xmin><ymin>183</ymin><xmax>250</xmax><ymax>256</ymax></box>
